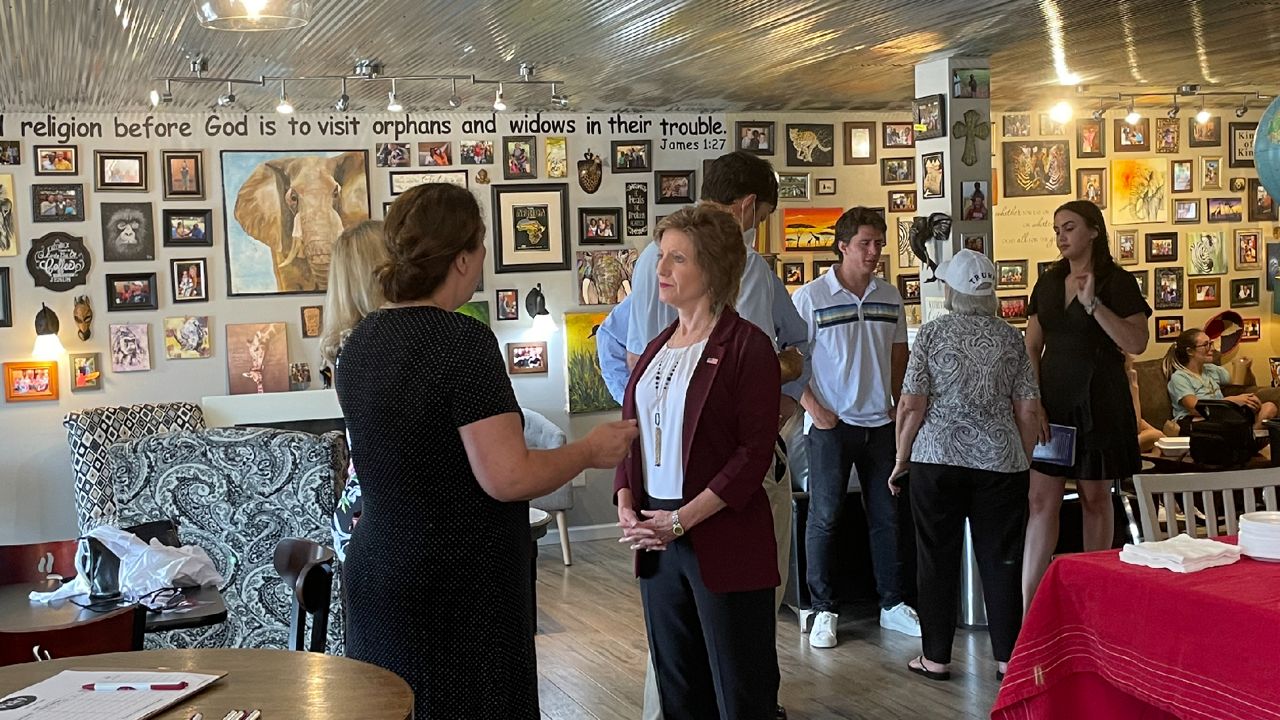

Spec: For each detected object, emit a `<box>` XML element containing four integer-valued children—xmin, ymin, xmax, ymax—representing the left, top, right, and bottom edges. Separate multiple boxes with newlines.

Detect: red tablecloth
<box><xmin>992</xmin><ymin>539</ymin><xmax>1280</xmax><ymax>720</ymax></box>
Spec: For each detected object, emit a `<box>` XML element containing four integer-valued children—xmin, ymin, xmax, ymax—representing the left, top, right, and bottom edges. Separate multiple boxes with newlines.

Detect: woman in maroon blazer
<box><xmin>615</xmin><ymin>205</ymin><xmax>782</xmax><ymax>720</ymax></box>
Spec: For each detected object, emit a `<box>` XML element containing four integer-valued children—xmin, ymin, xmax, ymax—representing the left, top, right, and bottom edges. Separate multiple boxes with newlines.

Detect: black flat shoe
<box><xmin>776</xmin><ymin>705</ymin><xmax>787</xmax><ymax>720</ymax></box>
<box><xmin>907</xmin><ymin>655</ymin><xmax>951</xmax><ymax>681</ymax></box>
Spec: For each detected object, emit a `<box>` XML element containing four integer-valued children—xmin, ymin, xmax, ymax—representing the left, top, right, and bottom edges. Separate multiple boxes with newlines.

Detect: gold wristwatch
<box><xmin>671</xmin><ymin>510</ymin><xmax>685</xmax><ymax>537</ymax></box>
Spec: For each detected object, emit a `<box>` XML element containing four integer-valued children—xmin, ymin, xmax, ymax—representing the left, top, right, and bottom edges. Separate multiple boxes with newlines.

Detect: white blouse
<box><xmin>635</xmin><ymin>340</ymin><xmax>707</xmax><ymax>499</ymax></box>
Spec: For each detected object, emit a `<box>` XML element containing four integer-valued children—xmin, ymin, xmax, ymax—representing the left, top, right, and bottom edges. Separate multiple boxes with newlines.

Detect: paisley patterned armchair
<box><xmin>107</xmin><ymin>426</ymin><xmax>347</xmax><ymax>653</ymax></box>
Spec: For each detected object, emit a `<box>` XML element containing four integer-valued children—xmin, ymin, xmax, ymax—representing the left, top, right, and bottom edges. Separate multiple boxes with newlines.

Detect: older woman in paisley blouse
<box><xmin>887</xmin><ymin>249</ymin><xmax>1041</xmax><ymax>683</ymax></box>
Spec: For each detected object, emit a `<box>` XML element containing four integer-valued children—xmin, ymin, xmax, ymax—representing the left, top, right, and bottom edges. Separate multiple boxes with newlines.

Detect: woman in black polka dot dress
<box><xmin>335</xmin><ymin>183</ymin><xmax>637</xmax><ymax>719</ymax></box>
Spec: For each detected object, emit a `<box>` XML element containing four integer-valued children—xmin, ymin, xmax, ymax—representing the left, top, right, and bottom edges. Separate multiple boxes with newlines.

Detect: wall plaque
<box><xmin>26</xmin><ymin>231</ymin><xmax>91</xmax><ymax>291</ymax></box>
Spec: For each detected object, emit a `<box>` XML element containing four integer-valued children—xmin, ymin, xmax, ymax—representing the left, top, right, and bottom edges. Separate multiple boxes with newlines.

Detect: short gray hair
<box><xmin>943</xmin><ymin>286</ymin><xmax>999</xmax><ymax>316</ymax></box>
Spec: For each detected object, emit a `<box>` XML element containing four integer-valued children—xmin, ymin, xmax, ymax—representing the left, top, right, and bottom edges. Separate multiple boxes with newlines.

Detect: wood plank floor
<box><xmin>535</xmin><ymin>539</ymin><xmax>1002</xmax><ymax>719</ymax></box>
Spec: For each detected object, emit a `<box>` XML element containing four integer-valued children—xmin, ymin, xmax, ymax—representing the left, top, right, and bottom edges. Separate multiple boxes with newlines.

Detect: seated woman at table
<box><xmin>1166</xmin><ymin>328</ymin><xmax>1277</xmax><ymax>435</ymax></box>
<box><xmin>335</xmin><ymin>182</ymin><xmax>638</xmax><ymax>720</ymax></box>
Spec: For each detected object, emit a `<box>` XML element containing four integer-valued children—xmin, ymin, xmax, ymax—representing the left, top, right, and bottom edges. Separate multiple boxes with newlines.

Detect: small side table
<box><xmin>529</xmin><ymin>508</ymin><xmax>553</xmax><ymax>634</ymax></box>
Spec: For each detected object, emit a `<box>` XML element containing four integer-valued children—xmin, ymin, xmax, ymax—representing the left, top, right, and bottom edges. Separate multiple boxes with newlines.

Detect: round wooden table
<box><xmin>0</xmin><ymin>649</ymin><xmax>412</xmax><ymax>719</ymax></box>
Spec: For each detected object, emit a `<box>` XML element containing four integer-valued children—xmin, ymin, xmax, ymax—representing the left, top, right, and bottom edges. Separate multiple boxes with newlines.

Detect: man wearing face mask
<box><xmin>626</xmin><ymin>150</ymin><xmax>808</xmax><ymax>720</ymax></box>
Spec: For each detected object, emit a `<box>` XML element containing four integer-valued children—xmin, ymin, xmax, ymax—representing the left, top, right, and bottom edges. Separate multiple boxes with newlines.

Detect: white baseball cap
<box><xmin>935</xmin><ymin>249</ymin><xmax>996</xmax><ymax>296</ymax></box>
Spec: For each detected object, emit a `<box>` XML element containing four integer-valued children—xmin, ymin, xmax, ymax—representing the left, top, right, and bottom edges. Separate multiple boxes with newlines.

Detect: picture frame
<box><xmin>4</xmin><ymin>361</ymin><xmax>58</xmax><ymax>402</ymax></box>
<box><xmin>1038</xmin><ymin>114</ymin><xmax>1066</xmax><ymax>136</ymax></box>
<box><xmin>1146</xmin><ymin>231</ymin><xmax>1179</xmax><ymax>262</ymax></box>
<box><xmin>389</xmin><ymin>170</ymin><xmax>468</xmax><ymax>195</ymax></box>
<box><xmin>1231</xmin><ymin>177</ymin><xmax>1248</xmax><ymax>193</ymax></box>
<box><xmin>842</xmin><ymin>122</ymin><xmax>876</xmax><ymax>165</ymax></box>
<box><xmin>459</xmin><ymin>140</ymin><xmax>494</xmax><ymax>165</ymax></box>
<box><xmin>417</xmin><ymin>141</ymin><xmax>453</xmax><ymax>167</ymax></box>
<box><xmin>1114</xmin><ymin>229</ymin><xmax>1138</xmax><ymax>266</ymax></box>
<box><xmin>495</xmin><ymin>289</ymin><xmax>519</xmax><ymax>320</ymax></box>
<box><xmin>813</xmin><ymin>258</ymin><xmax>840</xmax><ymax>277</ymax></box>
<box><xmin>1241</xmin><ymin>318</ymin><xmax>1261</xmax><ymax>342</ymax></box>
<box><xmin>101</xmin><ymin>202</ymin><xmax>155</xmax><ymax>261</ymax></box>
<box><xmin>610</xmin><ymin>140</ymin><xmax>652</xmax><ymax>173</ymax></box>
<box><xmin>1001</xmin><ymin>141</ymin><xmax>1072</xmax><ymax>196</ymax></box>
<box><xmin>883</xmin><ymin>122</ymin><xmax>915</xmax><ymax>148</ymax></box>
<box><xmin>1114</xmin><ymin>119</ymin><xmax>1151</xmax><ymax>152</ymax></box>
<box><xmin>961</xmin><ymin>233</ymin><xmax>987</xmax><ymax>253</ymax></box>
<box><xmin>32</xmin><ymin>183</ymin><xmax>85</xmax><ymax>222</ymax></box>
<box><xmin>1173</xmin><ymin>199</ymin><xmax>1200</xmax><ymax>224</ymax></box>
<box><xmin>491</xmin><ymin>183</ymin><xmax>571</xmax><ymax>274</ymax></box>
<box><xmin>1200</xmin><ymin>156</ymin><xmax>1223</xmax><ymax>189</ymax></box>
<box><xmin>783</xmin><ymin>207</ymin><xmax>842</xmax><ymax>252</ymax></box>
<box><xmin>920</xmin><ymin>152</ymin><xmax>945</xmax><ymax>199</ymax></box>
<box><xmin>1170</xmin><ymin>159</ymin><xmax>1193</xmax><ymax>193</ymax></box>
<box><xmin>161</xmin><ymin>150</ymin><xmax>204</xmax><ymax>199</ymax></box>
<box><xmin>880</xmin><ymin>158</ymin><xmax>915</xmax><ymax>185</ymax></box>
<box><xmin>816</xmin><ymin>178</ymin><xmax>837</xmax><ymax>196</ymax></box>
<box><xmin>734</xmin><ymin>122</ymin><xmax>775</xmax><ymax>156</ymax></box>
<box><xmin>69</xmin><ymin>352</ymin><xmax>102</xmax><ymax>392</ymax></box>
<box><xmin>545</xmin><ymin>136</ymin><xmax>568</xmax><ymax>179</ymax></box>
<box><xmin>162</xmin><ymin>208</ymin><xmax>213</xmax><ymax>247</ymax></box>
<box><xmin>0</xmin><ymin>140</ymin><xmax>20</xmax><ymax>165</ymax></box>
<box><xmin>781</xmin><ymin>261</ymin><xmax>805</xmax><ymax>286</ymax></box>
<box><xmin>1154</xmin><ymin>118</ymin><xmax>1180</xmax><ymax>153</ymax></box>
<box><xmin>374</xmin><ymin>143</ymin><xmax>411</xmax><ymax>168</ymax></box>
<box><xmin>952</xmin><ymin>68</ymin><xmax>990</xmax><ymax>99</ymax></box>
<box><xmin>1189</xmin><ymin>116</ymin><xmax>1221</xmax><ymax>147</ymax></box>
<box><xmin>1130</xmin><ymin>269</ymin><xmax>1149</xmax><ymax>298</ymax></box>
<box><xmin>1077</xmin><ymin>168</ymin><xmax>1107</xmax><ymax>209</ymax></box>
<box><xmin>163</xmin><ymin>315</ymin><xmax>212</xmax><ymax>359</ymax></box>
<box><xmin>105</xmin><ymin>272</ymin><xmax>158</xmax><ymax>311</ymax></box>
<box><xmin>0</xmin><ymin>267</ymin><xmax>10</xmax><ymax>328</ymax></box>
<box><xmin>1188</xmin><ymin>277</ymin><xmax>1221</xmax><ymax>309</ymax></box>
<box><xmin>507</xmin><ymin>341</ymin><xmax>548</xmax><ymax>375</ymax></box>
<box><xmin>0</xmin><ymin>174</ymin><xmax>14</xmax><ymax>256</ymax></box>
<box><xmin>784</xmin><ymin>123</ymin><xmax>835</xmax><ymax>166</ymax></box>
<box><xmin>887</xmin><ymin>190</ymin><xmax>917</xmax><ymax>213</ymax></box>
<box><xmin>1248</xmin><ymin>178</ymin><xmax>1278</xmax><ymax>222</ymax></box>
<box><xmin>1206</xmin><ymin>197</ymin><xmax>1244</xmax><ymax>223</ymax></box>
<box><xmin>778</xmin><ymin>172</ymin><xmax>810</xmax><ymax>201</ymax></box>
<box><xmin>1230</xmin><ymin>277</ymin><xmax>1260</xmax><ymax>308</ymax></box>
<box><xmin>226</xmin><ymin>322</ymin><xmax>288</xmax><ymax>394</ymax></box>
<box><xmin>1154</xmin><ymin>267</ymin><xmax>1184</xmax><ymax>310</ymax></box>
<box><xmin>960</xmin><ymin>180</ymin><xmax>989</xmax><ymax>219</ymax></box>
<box><xmin>94</xmin><ymin>150</ymin><xmax>147</xmax><ymax>192</ymax></box>
<box><xmin>576</xmin><ymin>249</ymin><xmax>637</xmax><ymax>305</ymax></box>
<box><xmin>1229</xmin><ymin>122</ymin><xmax>1256</xmax><ymax>168</ymax></box>
<box><xmin>1187</xmin><ymin>231</ymin><xmax>1227</xmax><ymax>275</ymax></box>
<box><xmin>996</xmin><ymin>260</ymin><xmax>1028</xmax><ymax>290</ymax></box>
<box><xmin>503</xmin><ymin>136</ymin><xmax>537</xmax><ymax>180</ymax></box>
<box><xmin>34</xmin><ymin>145</ymin><xmax>78</xmax><ymax>176</ymax></box>
<box><xmin>109</xmin><ymin>323</ymin><xmax>151</xmax><ymax>372</ymax></box>
<box><xmin>1235</xmin><ymin>228</ymin><xmax>1262</xmax><ymax>269</ymax></box>
<box><xmin>170</xmin><ymin>258</ymin><xmax>208</xmax><ymax>303</ymax></box>
<box><xmin>1002</xmin><ymin>113</ymin><xmax>1031</xmax><ymax>138</ymax></box>
<box><xmin>998</xmin><ymin>295</ymin><xmax>1029</xmax><ymax>324</ymax></box>
<box><xmin>300</xmin><ymin>305</ymin><xmax>323</xmax><ymax>338</ymax></box>
<box><xmin>1075</xmin><ymin>118</ymin><xmax>1106</xmax><ymax>158</ymax></box>
<box><xmin>913</xmin><ymin>95</ymin><xmax>947</xmax><ymax>141</ymax></box>
<box><xmin>579</xmin><ymin>207</ymin><xmax>623</xmax><ymax>245</ymax></box>
<box><xmin>655</xmin><ymin>170</ymin><xmax>696</xmax><ymax>204</ymax></box>
<box><xmin>1155</xmin><ymin>316</ymin><xmax>1184</xmax><ymax>342</ymax></box>
<box><xmin>897</xmin><ymin>273</ymin><xmax>921</xmax><ymax>304</ymax></box>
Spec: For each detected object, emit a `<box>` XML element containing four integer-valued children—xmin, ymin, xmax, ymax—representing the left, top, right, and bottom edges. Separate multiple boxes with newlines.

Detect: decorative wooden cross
<box><xmin>952</xmin><ymin>109</ymin><xmax>990</xmax><ymax>166</ymax></box>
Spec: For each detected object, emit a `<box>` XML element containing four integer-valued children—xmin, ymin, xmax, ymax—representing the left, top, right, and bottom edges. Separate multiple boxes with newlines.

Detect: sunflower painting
<box><xmin>1111</xmin><ymin>158</ymin><xmax>1168</xmax><ymax>225</ymax></box>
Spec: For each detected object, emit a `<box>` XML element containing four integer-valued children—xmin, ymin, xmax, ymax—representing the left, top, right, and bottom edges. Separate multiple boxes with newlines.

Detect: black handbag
<box><xmin>1189</xmin><ymin>399</ymin><xmax>1255</xmax><ymax>468</ymax></box>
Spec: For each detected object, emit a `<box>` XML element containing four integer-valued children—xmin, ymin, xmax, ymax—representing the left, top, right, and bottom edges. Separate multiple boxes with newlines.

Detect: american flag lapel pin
<box><xmin>706</xmin><ymin>357</ymin><xmax>719</xmax><ymax>365</ymax></box>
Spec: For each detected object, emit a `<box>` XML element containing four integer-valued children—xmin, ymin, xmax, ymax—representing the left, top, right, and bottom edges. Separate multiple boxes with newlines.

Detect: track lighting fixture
<box><xmin>275</xmin><ymin>80</ymin><xmax>294</xmax><ymax>114</ymax></box>
<box><xmin>493</xmin><ymin>83</ymin><xmax>507</xmax><ymax>112</ymax></box>
<box><xmin>334</xmin><ymin>78</ymin><xmax>350</xmax><ymax>112</ymax></box>
<box><xmin>1091</xmin><ymin>107</ymin><xmax>1105</xmax><ymax>121</ymax></box>
<box><xmin>386</xmin><ymin>79</ymin><xmax>403</xmax><ymax>112</ymax></box>
<box><xmin>215</xmin><ymin>82</ymin><xmax>237</xmax><ymax>107</ymax></box>
<box><xmin>1236</xmin><ymin>105</ymin><xmax>1249</xmax><ymax>118</ymax></box>
<box><xmin>447</xmin><ymin>79</ymin><xmax>462</xmax><ymax>109</ymax></box>
<box><xmin>149</xmin><ymin>80</ymin><xmax>173</xmax><ymax>107</ymax></box>
<box><xmin>551</xmin><ymin>83</ymin><xmax>569</xmax><ymax>109</ymax></box>
<box><xmin>1167</xmin><ymin>99</ymin><xmax>1180</xmax><ymax>119</ymax></box>
<box><xmin>1124</xmin><ymin>100</ymin><xmax>1142</xmax><ymax>125</ymax></box>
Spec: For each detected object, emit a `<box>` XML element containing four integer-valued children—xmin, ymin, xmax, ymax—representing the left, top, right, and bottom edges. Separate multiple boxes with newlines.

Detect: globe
<box><xmin>1255</xmin><ymin>95</ymin><xmax>1280</xmax><ymax>203</ymax></box>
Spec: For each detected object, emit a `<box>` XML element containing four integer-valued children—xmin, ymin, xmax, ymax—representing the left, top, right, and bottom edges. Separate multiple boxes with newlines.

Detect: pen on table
<box><xmin>82</xmin><ymin>681</ymin><xmax>189</xmax><ymax>691</ymax></box>
<box><xmin>220</xmin><ymin>712</ymin><xmax>242</xmax><ymax>720</ymax></box>
<box><xmin>244</xmin><ymin>711</ymin><xmax>262</xmax><ymax>720</ymax></box>
<box><xmin>187</xmin><ymin>713</ymin><xmax>203</xmax><ymax>720</ymax></box>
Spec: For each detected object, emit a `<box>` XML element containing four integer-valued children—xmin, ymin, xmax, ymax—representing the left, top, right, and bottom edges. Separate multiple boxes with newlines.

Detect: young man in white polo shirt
<box><xmin>792</xmin><ymin>206</ymin><xmax>920</xmax><ymax>648</ymax></box>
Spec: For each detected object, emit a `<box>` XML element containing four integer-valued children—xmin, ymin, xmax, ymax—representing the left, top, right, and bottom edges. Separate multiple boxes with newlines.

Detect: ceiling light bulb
<box><xmin>447</xmin><ymin>79</ymin><xmax>462</xmax><ymax>108</ymax></box>
<box><xmin>275</xmin><ymin>82</ymin><xmax>293</xmax><ymax>114</ymax></box>
<box><xmin>493</xmin><ymin>84</ymin><xmax>507</xmax><ymax>112</ymax></box>
<box><xmin>1048</xmin><ymin>100</ymin><xmax>1073</xmax><ymax>124</ymax></box>
<box><xmin>1195</xmin><ymin>108</ymin><xmax>1212</xmax><ymax>124</ymax></box>
<box><xmin>1124</xmin><ymin>103</ymin><xmax>1142</xmax><ymax>125</ymax></box>
<box><xmin>386</xmin><ymin>91</ymin><xmax>403</xmax><ymax>113</ymax></box>
<box><xmin>149</xmin><ymin>89</ymin><xmax>161</xmax><ymax>107</ymax></box>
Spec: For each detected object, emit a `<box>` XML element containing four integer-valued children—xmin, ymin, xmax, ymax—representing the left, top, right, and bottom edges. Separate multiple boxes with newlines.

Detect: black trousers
<box><xmin>908</xmin><ymin>462</ymin><xmax>1028</xmax><ymax>664</ymax></box>
<box><xmin>639</xmin><ymin>501</ymin><xmax>778</xmax><ymax>720</ymax></box>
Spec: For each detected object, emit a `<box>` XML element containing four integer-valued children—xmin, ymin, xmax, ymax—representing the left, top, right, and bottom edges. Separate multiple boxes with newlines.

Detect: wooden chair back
<box><xmin>1134</xmin><ymin>468</ymin><xmax>1280</xmax><ymax>542</ymax></box>
<box><xmin>0</xmin><ymin>604</ymin><xmax>145</xmax><ymax>667</ymax></box>
<box><xmin>0</xmin><ymin>539</ymin><xmax>80</xmax><ymax>585</ymax></box>
<box><xmin>273</xmin><ymin>538</ymin><xmax>335</xmax><ymax>653</ymax></box>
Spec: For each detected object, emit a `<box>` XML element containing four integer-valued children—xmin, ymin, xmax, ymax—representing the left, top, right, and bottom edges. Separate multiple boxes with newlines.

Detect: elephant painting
<box><xmin>222</xmin><ymin>150</ymin><xmax>370</xmax><ymax>295</ymax></box>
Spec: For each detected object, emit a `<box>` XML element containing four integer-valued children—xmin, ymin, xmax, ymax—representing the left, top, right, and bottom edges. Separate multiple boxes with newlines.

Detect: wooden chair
<box><xmin>274</xmin><ymin>538</ymin><xmax>335</xmax><ymax>653</ymax></box>
<box><xmin>1133</xmin><ymin>468</ymin><xmax>1280</xmax><ymax>542</ymax></box>
<box><xmin>0</xmin><ymin>539</ymin><xmax>80</xmax><ymax>585</ymax></box>
<box><xmin>0</xmin><ymin>604</ymin><xmax>145</xmax><ymax>667</ymax></box>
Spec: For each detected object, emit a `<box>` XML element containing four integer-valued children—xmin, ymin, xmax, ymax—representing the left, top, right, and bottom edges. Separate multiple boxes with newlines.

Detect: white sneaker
<box><xmin>880</xmin><ymin>603</ymin><xmax>922</xmax><ymax>637</ymax></box>
<box><xmin>809</xmin><ymin>611</ymin><xmax>838</xmax><ymax>648</ymax></box>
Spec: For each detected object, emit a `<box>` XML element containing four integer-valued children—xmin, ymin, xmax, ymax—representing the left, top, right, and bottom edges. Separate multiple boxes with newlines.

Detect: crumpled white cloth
<box><xmin>1119</xmin><ymin>533</ymin><xmax>1242</xmax><ymax>573</ymax></box>
<box><xmin>28</xmin><ymin>575</ymin><xmax>90</xmax><ymax>604</ymax></box>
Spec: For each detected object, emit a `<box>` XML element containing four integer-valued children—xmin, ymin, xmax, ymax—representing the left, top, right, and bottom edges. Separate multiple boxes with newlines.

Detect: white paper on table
<box><xmin>0</xmin><ymin>670</ymin><xmax>222</xmax><ymax>720</ymax></box>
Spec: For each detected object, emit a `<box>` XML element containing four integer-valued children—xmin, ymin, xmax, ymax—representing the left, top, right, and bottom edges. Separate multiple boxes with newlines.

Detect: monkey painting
<box><xmin>100</xmin><ymin>202</ymin><xmax>155</xmax><ymax>261</ymax></box>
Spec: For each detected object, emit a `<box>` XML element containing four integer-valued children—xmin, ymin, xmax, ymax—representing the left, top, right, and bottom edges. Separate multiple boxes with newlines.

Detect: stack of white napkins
<box><xmin>1119</xmin><ymin>533</ymin><xmax>1242</xmax><ymax>573</ymax></box>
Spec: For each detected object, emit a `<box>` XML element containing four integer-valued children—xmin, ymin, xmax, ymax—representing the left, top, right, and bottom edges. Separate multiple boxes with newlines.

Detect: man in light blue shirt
<box><xmin>595</xmin><ymin>294</ymin><xmax>631</xmax><ymax>405</ymax></box>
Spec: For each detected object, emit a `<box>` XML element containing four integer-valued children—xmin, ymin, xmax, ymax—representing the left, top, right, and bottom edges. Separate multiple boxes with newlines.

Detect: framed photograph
<box><xmin>1154</xmin><ymin>118</ymin><xmax>1180</xmax><ymax>153</ymax></box>
<box><xmin>1002</xmin><ymin>113</ymin><xmax>1031</xmax><ymax>138</ymax></box>
<box><xmin>101</xmin><ymin>202</ymin><xmax>155</xmax><ymax>261</ymax></box>
<box><xmin>783</xmin><ymin>207</ymin><xmax>842</xmax><ymax>252</ymax></box>
<box><xmin>1146</xmin><ymin>231</ymin><xmax>1179</xmax><ymax>262</ymax></box>
<box><xmin>160</xmin><ymin>150</ymin><xmax>204</xmax><ymax>200</ymax></box>
<box><xmin>1187</xmin><ymin>231</ymin><xmax>1227</xmax><ymax>274</ymax></box>
<box><xmin>897</xmin><ymin>219</ymin><xmax>919</xmax><ymax>267</ymax></box>
<box><xmin>0</xmin><ymin>174</ymin><xmax>14</xmax><ymax>256</ymax></box>
<box><xmin>1231</xmin><ymin>177</ymin><xmax>1248</xmax><ymax>193</ymax></box>
<box><xmin>0</xmin><ymin>267</ymin><xmax>9</xmax><ymax>327</ymax></box>
<box><xmin>576</xmin><ymin>249</ymin><xmax>637</xmax><ymax>305</ymax></box>
<box><xmin>782</xmin><ymin>262</ymin><xmax>805</xmax><ymax>286</ymax></box>
<box><xmin>960</xmin><ymin>180</ymin><xmax>989</xmax><ymax>219</ymax></box>
<box><xmin>34</xmin><ymin>145</ymin><xmax>77</xmax><ymax>175</ymax></box>
<box><xmin>1230</xmin><ymin>278</ymin><xmax>1260</xmax><ymax>308</ymax></box>
<box><xmin>1235</xmin><ymin>228</ymin><xmax>1262</xmax><ymax>269</ymax></box>
<box><xmin>1077</xmin><ymin>168</ymin><xmax>1107</xmax><ymax>209</ymax></box>
<box><xmin>1037</xmin><ymin>259</ymin><xmax>1056</xmax><ymax>278</ymax></box>
<box><xmin>921</xmin><ymin>152</ymin><xmax>945</xmax><ymax>199</ymax></box>
<box><xmin>1114</xmin><ymin>229</ymin><xmax>1138</xmax><ymax>266</ymax></box>
<box><xmin>1189</xmin><ymin>277</ymin><xmax>1221</xmax><ymax>309</ymax></box>
<box><xmin>816</xmin><ymin>178</ymin><xmax>837</xmax><ymax>196</ymax></box>
<box><xmin>998</xmin><ymin>295</ymin><xmax>1029</xmax><ymax>324</ymax></box>
<box><xmin>913</xmin><ymin>95</ymin><xmax>947</xmax><ymax>141</ymax></box>
<box><xmin>492</xmin><ymin>184</ymin><xmax>570</xmax><ymax>273</ymax></box>
<box><xmin>69</xmin><ymin>352</ymin><xmax>102</xmax><ymax>392</ymax></box>
<box><xmin>813</xmin><ymin>258</ymin><xmax>841</xmax><ymax>277</ymax></box>
<box><xmin>610</xmin><ymin>140</ymin><xmax>651</xmax><ymax>174</ymax></box>
<box><xmin>1170</xmin><ymin>159</ymin><xmax>1193</xmax><ymax>193</ymax></box>
<box><xmin>1130</xmin><ymin>269</ymin><xmax>1149</xmax><ymax>297</ymax></box>
<box><xmin>94</xmin><ymin>150</ymin><xmax>147</xmax><ymax>192</ymax></box>
<box><xmin>874</xmin><ymin>258</ymin><xmax>889</xmax><ymax>280</ymax></box>
<box><xmin>170</xmin><ymin>258</ymin><xmax>208</xmax><ymax>303</ymax></box>
<box><xmin>735</xmin><ymin>122</ymin><xmax>775</xmax><ymax>155</ymax></box>
<box><xmin>4</xmin><ymin>361</ymin><xmax>58</xmax><ymax>402</ymax></box>
<box><xmin>0</xmin><ymin>140</ymin><xmax>20</xmax><ymax>165</ymax></box>
<box><xmin>503</xmin><ymin>136</ymin><xmax>537</xmax><ymax>179</ymax></box>
<box><xmin>883</xmin><ymin>122</ymin><xmax>915</xmax><ymax>148</ymax></box>
<box><xmin>888</xmin><ymin>190</ymin><xmax>917</xmax><ymax>213</ymax></box>
<box><xmin>1229</xmin><ymin>122</ymin><xmax>1256</xmax><ymax>168</ymax></box>
<box><xmin>1189</xmin><ymin>116</ymin><xmax>1221</xmax><ymax>147</ymax></box>
<box><xmin>961</xmin><ymin>233</ymin><xmax>987</xmax><ymax>253</ymax></box>
<box><xmin>996</xmin><ymin>259</ymin><xmax>1028</xmax><ymax>290</ymax></box>
<box><xmin>105</xmin><ymin>272</ymin><xmax>158</xmax><ymax>311</ymax></box>
<box><xmin>1155</xmin><ymin>316</ymin><xmax>1184</xmax><ymax>342</ymax></box>
<box><xmin>416</xmin><ymin>141</ymin><xmax>453</xmax><ymax>167</ymax></box>
<box><xmin>881</xmin><ymin>157</ymin><xmax>915</xmax><ymax>185</ymax></box>
<box><xmin>374</xmin><ymin>143</ymin><xmax>411</xmax><ymax>168</ymax></box>
<box><xmin>507</xmin><ymin>341</ymin><xmax>548</xmax><ymax>375</ymax></box>
<box><xmin>898</xmin><ymin>273</ymin><xmax>921</xmax><ymax>304</ymax></box>
<box><xmin>1114</xmin><ymin>119</ymin><xmax>1151</xmax><ymax>152</ymax></box>
<box><xmin>460</xmin><ymin>140</ymin><xmax>494</xmax><ymax>165</ymax></box>
<box><xmin>300</xmin><ymin>305</ymin><xmax>323</xmax><ymax>338</ymax></box>
<box><xmin>1076</xmin><ymin>118</ymin><xmax>1106</xmax><ymax>158</ymax></box>
<box><xmin>226</xmin><ymin>322</ymin><xmax>288</xmax><ymax>394</ymax></box>
<box><xmin>1173</xmin><ymin>199</ymin><xmax>1200</xmax><ymax>224</ymax></box>
<box><xmin>32</xmin><ymin>183</ymin><xmax>84</xmax><ymax>222</ymax></box>
<box><xmin>1242</xmin><ymin>317</ymin><xmax>1262</xmax><ymax>342</ymax></box>
<box><xmin>1001</xmin><ymin>141</ymin><xmax>1071</xmax><ymax>196</ymax></box>
<box><xmin>389</xmin><ymin>170</ymin><xmax>467</xmax><ymax>195</ymax></box>
<box><xmin>1248</xmin><ymin>178</ymin><xmax>1278</xmax><ymax>222</ymax></box>
<box><xmin>545</xmin><ymin>137</ymin><xmax>568</xmax><ymax>179</ymax></box>
<box><xmin>495</xmin><ymin>289</ymin><xmax>519</xmax><ymax>320</ymax></box>
<box><xmin>109</xmin><ymin>323</ymin><xmax>151</xmax><ymax>372</ymax></box>
<box><xmin>842</xmin><ymin>122</ymin><xmax>876</xmax><ymax>165</ymax></box>
<box><xmin>1207</xmin><ymin>197</ymin><xmax>1243</xmax><ymax>223</ymax></box>
<box><xmin>1110</xmin><ymin>158</ymin><xmax>1166</xmax><ymax>224</ymax></box>
<box><xmin>1039</xmin><ymin>114</ymin><xmax>1066</xmax><ymax>136</ymax></box>
<box><xmin>163</xmin><ymin>315</ymin><xmax>212</xmax><ymax>359</ymax></box>
<box><xmin>1154</xmin><ymin>267</ymin><xmax>1184</xmax><ymax>310</ymax></box>
<box><xmin>579</xmin><ymin>207</ymin><xmax>622</xmax><ymax>244</ymax></box>
<box><xmin>778</xmin><ymin>172</ymin><xmax>810</xmax><ymax>201</ymax></box>
<box><xmin>1200</xmin><ymin>156</ymin><xmax>1223</xmax><ymax>189</ymax></box>
<box><xmin>952</xmin><ymin>68</ymin><xmax>990</xmax><ymax>98</ymax></box>
<box><xmin>784</xmin><ymin>124</ymin><xmax>835</xmax><ymax>166</ymax></box>
<box><xmin>162</xmin><ymin>208</ymin><xmax>212</xmax><ymax>247</ymax></box>
<box><xmin>655</xmin><ymin>170</ymin><xmax>695</xmax><ymax>204</ymax></box>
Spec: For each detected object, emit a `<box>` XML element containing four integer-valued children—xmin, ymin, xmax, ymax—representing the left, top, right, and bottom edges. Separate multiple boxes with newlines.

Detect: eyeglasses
<box><xmin>1194</xmin><ymin>340</ymin><xmax>1215</xmax><ymax>349</ymax></box>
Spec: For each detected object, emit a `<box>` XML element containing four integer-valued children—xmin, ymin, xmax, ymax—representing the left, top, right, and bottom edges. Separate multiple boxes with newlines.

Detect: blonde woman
<box><xmin>321</xmin><ymin>219</ymin><xmax>388</xmax><ymax>562</ymax></box>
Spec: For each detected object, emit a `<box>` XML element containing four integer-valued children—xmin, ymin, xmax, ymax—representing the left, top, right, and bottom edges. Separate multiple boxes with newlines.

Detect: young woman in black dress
<box><xmin>1021</xmin><ymin>200</ymin><xmax>1151</xmax><ymax>610</ymax></box>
